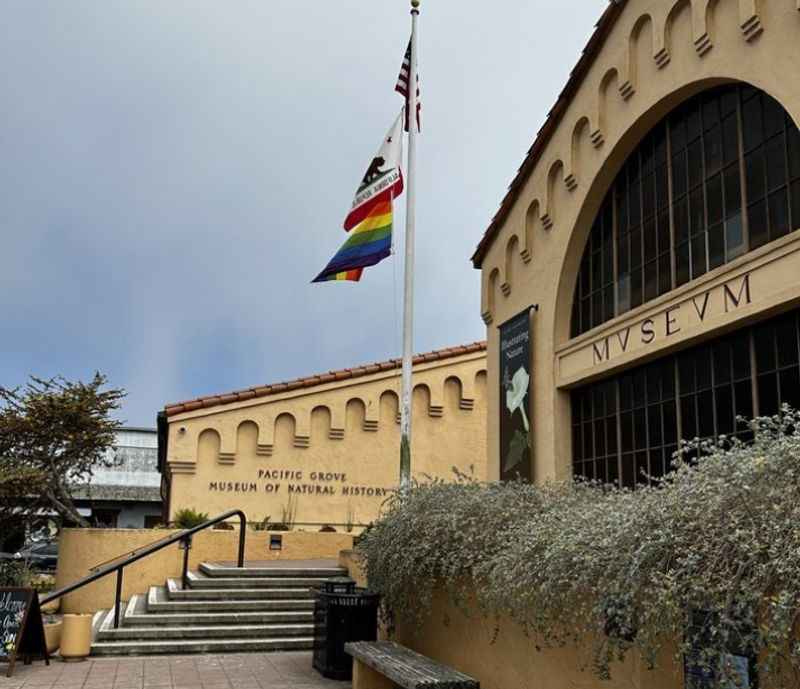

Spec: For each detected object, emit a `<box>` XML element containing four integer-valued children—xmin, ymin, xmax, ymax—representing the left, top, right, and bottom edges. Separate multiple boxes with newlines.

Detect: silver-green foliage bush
<box><xmin>359</xmin><ymin>409</ymin><xmax>800</xmax><ymax>685</ymax></box>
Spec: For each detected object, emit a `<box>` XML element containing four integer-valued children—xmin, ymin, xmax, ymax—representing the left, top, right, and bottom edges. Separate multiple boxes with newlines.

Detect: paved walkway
<box><xmin>1</xmin><ymin>652</ymin><xmax>350</xmax><ymax>689</ymax></box>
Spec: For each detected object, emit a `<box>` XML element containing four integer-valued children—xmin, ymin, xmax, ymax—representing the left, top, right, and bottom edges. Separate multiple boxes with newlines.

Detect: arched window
<box><xmin>571</xmin><ymin>84</ymin><xmax>800</xmax><ymax>337</ymax></box>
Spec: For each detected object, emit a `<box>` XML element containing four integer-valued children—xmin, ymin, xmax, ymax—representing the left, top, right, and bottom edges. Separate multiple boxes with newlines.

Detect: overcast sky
<box><xmin>0</xmin><ymin>0</ymin><xmax>607</xmax><ymax>427</ymax></box>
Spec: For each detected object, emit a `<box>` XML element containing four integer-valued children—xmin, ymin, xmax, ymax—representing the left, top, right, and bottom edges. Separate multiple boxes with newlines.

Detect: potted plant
<box><xmin>43</xmin><ymin>613</ymin><xmax>63</xmax><ymax>655</ymax></box>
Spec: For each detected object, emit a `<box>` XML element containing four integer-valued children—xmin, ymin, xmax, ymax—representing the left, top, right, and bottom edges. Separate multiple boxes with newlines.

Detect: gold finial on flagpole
<box><xmin>411</xmin><ymin>0</ymin><xmax>420</xmax><ymax>8</ymax></box>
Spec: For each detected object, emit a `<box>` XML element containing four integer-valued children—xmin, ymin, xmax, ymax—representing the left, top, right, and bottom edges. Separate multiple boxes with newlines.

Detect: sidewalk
<box><xmin>1</xmin><ymin>652</ymin><xmax>349</xmax><ymax>689</ymax></box>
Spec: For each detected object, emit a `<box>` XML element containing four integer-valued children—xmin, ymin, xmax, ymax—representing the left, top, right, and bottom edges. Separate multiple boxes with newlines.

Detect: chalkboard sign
<box><xmin>0</xmin><ymin>588</ymin><xmax>49</xmax><ymax>677</ymax></box>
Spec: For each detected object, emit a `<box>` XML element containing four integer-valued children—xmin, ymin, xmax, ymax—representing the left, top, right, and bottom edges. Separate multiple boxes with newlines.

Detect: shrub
<box><xmin>0</xmin><ymin>560</ymin><xmax>35</xmax><ymax>588</ymax></box>
<box><xmin>359</xmin><ymin>409</ymin><xmax>800</xmax><ymax>686</ymax></box>
<box><xmin>319</xmin><ymin>524</ymin><xmax>337</xmax><ymax>533</ymax></box>
<box><xmin>250</xmin><ymin>516</ymin><xmax>271</xmax><ymax>532</ymax></box>
<box><xmin>172</xmin><ymin>508</ymin><xmax>209</xmax><ymax>529</ymax></box>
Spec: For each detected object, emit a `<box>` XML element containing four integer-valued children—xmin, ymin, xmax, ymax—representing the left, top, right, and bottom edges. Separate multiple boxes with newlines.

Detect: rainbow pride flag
<box><xmin>313</xmin><ymin>200</ymin><xmax>394</xmax><ymax>282</ymax></box>
<box><xmin>313</xmin><ymin>112</ymin><xmax>403</xmax><ymax>284</ymax></box>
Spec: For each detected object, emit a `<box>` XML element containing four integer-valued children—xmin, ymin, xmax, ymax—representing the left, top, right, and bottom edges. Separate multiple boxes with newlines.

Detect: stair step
<box><xmin>186</xmin><ymin>570</ymin><xmax>326</xmax><ymax>589</ymax></box>
<box><xmin>166</xmin><ymin>578</ymin><xmax>315</xmax><ymax>601</ymax></box>
<box><xmin>91</xmin><ymin>636</ymin><xmax>314</xmax><ymax>656</ymax></box>
<box><xmin>147</xmin><ymin>586</ymin><xmax>315</xmax><ymax>613</ymax></box>
<box><xmin>200</xmin><ymin>562</ymin><xmax>346</xmax><ymax>578</ymax></box>
<box><xmin>118</xmin><ymin>596</ymin><xmax>315</xmax><ymax>630</ymax></box>
<box><xmin>99</xmin><ymin>622</ymin><xmax>314</xmax><ymax>641</ymax></box>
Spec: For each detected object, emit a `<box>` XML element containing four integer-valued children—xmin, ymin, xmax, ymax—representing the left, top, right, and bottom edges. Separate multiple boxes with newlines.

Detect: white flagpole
<box><xmin>399</xmin><ymin>0</ymin><xmax>419</xmax><ymax>492</ymax></box>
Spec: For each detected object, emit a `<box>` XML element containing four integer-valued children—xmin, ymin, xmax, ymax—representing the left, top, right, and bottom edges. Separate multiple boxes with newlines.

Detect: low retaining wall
<box><xmin>337</xmin><ymin>554</ymin><xmax>687</xmax><ymax>689</ymax></box>
<box><xmin>394</xmin><ymin>591</ymin><xmax>680</xmax><ymax>689</ymax></box>
<box><xmin>56</xmin><ymin>528</ymin><xmax>353</xmax><ymax>614</ymax></box>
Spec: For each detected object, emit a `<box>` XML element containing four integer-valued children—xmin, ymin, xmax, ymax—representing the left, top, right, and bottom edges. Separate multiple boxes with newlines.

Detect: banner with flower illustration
<box><xmin>499</xmin><ymin>308</ymin><xmax>533</xmax><ymax>482</ymax></box>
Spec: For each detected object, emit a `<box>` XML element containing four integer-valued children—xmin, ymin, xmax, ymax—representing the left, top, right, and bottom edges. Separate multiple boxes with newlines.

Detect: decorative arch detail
<box><xmin>198</xmin><ymin>428</ymin><xmax>222</xmax><ymax>467</ymax></box>
<box><xmin>482</xmin><ymin>267</ymin><xmax>500</xmax><ymax>324</ymax></box>
<box><xmin>566</xmin><ymin>118</ymin><xmax>591</xmax><ymax>190</ymax></box>
<box><xmin>273</xmin><ymin>412</ymin><xmax>298</xmax><ymax>449</ymax></box>
<box><xmin>541</xmin><ymin>161</ymin><xmax>565</xmax><ymax>229</ymax></box>
<box><xmin>501</xmin><ymin>235</ymin><xmax>519</xmax><ymax>296</ymax></box>
<box><xmin>478</xmin><ymin>0</ymin><xmax>778</xmax><ymax>322</ymax></box>
<box><xmin>621</xmin><ymin>14</ymin><xmax>655</xmax><ymax>98</ymax></box>
<box><xmin>310</xmin><ymin>405</ymin><xmax>332</xmax><ymax>443</ymax></box>
<box><xmin>232</xmin><ymin>420</ymin><xmax>258</xmax><ymax>463</ymax></box>
<box><xmin>345</xmin><ymin>398</ymin><xmax>367</xmax><ymax>433</ymax></box>
<box><xmin>523</xmin><ymin>199</ymin><xmax>540</xmax><ymax>261</ymax></box>
<box><xmin>379</xmin><ymin>389</ymin><xmax>400</xmax><ymax>425</ymax></box>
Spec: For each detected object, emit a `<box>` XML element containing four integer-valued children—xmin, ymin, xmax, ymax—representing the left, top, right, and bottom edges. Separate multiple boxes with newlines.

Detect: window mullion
<box><xmin>736</xmin><ymin>86</ymin><xmax>751</xmax><ymax>250</ymax></box>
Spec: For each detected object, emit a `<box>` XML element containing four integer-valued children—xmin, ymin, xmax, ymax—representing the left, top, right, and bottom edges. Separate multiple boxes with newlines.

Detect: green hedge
<box><xmin>359</xmin><ymin>409</ymin><xmax>800</xmax><ymax>685</ymax></box>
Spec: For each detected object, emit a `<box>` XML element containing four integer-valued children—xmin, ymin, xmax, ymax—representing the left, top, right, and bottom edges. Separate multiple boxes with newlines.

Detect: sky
<box><xmin>0</xmin><ymin>0</ymin><xmax>607</xmax><ymax>427</ymax></box>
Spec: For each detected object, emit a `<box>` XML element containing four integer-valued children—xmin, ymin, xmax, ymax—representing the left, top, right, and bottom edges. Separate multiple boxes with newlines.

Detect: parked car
<box><xmin>15</xmin><ymin>542</ymin><xmax>59</xmax><ymax>570</ymax></box>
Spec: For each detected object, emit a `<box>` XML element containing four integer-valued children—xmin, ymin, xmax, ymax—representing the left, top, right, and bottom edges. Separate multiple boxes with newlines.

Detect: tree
<box><xmin>0</xmin><ymin>373</ymin><xmax>125</xmax><ymax>531</ymax></box>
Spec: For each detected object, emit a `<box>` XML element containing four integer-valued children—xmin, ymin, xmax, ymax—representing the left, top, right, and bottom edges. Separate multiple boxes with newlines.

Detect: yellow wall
<box><xmin>166</xmin><ymin>352</ymin><xmax>487</xmax><ymax>527</ymax></box>
<box><xmin>338</xmin><ymin>549</ymin><xmax>366</xmax><ymax>588</ymax></box>
<box><xmin>55</xmin><ymin>528</ymin><xmax>352</xmax><ymax>614</ymax></box>
<box><xmin>338</xmin><ymin>557</ymin><xmax>795</xmax><ymax>689</ymax></box>
<box><xmin>477</xmin><ymin>0</ymin><xmax>800</xmax><ymax>483</ymax></box>
<box><xmin>336</xmin><ymin>555</ymin><xmax>682</xmax><ymax>689</ymax></box>
<box><xmin>391</xmin><ymin>590</ymin><xmax>681</xmax><ymax>689</ymax></box>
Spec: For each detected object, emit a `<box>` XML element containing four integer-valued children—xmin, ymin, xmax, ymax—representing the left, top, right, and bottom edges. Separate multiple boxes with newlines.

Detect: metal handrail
<box><xmin>41</xmin><ymin>509</ymin><xmax>247</xmax><ymax>629</ymax></box>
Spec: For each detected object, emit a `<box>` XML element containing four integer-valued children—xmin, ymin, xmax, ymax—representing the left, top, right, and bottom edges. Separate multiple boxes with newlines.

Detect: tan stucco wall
<box><xmin>55</xmin><ymin>528</ymin><xmax>352</xmax><ymax>614</ymax></box>
<box><xmin>393</xmin><ymin>591</ymin><xmax>681</xmax><ymax>689</ymax></box>
<box><xmin>338</xmin><ymin>549</ymin><xmax>367</xmax><ymax>588</ymax></box>
<box><xmin>166</xmin><ymin>352</ymin><xmax>487</xmax><ymax>527</ymax></box>
<box><xmin>478</xmin><ymin>0</ymin><xmax>800</xmax><ymax>483</ymax></box>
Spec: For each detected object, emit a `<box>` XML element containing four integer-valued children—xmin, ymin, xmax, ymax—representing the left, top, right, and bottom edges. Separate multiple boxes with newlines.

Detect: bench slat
<box><xmin>345</xmin><ymin>641</ymin><xmax>479</xmax><ymax>689</ymax></box>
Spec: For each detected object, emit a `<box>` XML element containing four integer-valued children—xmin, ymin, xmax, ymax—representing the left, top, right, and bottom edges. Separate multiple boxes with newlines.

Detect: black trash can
<box><xmin>312</xmin><ymin>577</ymin><xmax>380</xmax><ymax>680</ymax></box>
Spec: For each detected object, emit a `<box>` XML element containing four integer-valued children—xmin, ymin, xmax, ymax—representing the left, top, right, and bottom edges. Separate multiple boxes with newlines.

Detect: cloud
<box><xmin>0</xmin><ymin>0</ymin><xmax>606</xmax><ymax>425</ymax></box>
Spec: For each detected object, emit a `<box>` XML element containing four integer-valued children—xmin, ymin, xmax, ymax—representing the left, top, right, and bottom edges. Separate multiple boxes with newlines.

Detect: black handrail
<box><xmin>41</xmin><ymin>509</ymin><xmax>247</xmax><ymax>629</ymax></box>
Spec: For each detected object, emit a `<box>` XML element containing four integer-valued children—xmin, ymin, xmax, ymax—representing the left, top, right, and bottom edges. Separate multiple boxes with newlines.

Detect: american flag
<box><xmin>395</xmin><ymin>39</ymin><xmax>421</xmax><ymax>132</ymax></box>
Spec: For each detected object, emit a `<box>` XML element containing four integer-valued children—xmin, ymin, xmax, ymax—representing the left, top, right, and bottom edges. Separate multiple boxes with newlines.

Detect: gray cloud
<box><xmin>0</xmin><ymin>0</ymin><xmax>606</xmax><ymax>425</ymax></box>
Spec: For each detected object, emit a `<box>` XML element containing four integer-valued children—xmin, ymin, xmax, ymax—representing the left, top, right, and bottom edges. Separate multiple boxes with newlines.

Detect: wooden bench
<box><xmin>345</xmin><ymin>640</ymin><xmax>479</xmax><ymax>689</ymax></box>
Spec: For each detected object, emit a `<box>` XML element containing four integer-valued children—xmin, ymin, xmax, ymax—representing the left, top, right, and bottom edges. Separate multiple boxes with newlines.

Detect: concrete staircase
<box><xmin>91</xmin><ymin>561</ymin><xmax>345</xmax><ymax>655</ymax></box>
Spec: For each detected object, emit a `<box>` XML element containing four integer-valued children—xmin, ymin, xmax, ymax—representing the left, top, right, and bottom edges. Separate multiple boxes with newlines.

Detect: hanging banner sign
<box><xmin>499</xmin><ymin>307</ymin><xmax>534</xmax><ymax>482</ymax></box>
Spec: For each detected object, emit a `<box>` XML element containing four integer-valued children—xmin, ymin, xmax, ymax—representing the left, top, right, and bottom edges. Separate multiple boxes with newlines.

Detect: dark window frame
<box><xmin>571</xmin><ymin>85</ymin><xmax>800</xmax><ymax>338</ymax></box>
<box><xmin>570</xmin><ymin>308</ymin><xmax>800</xmax><ymax>488</ymax></box>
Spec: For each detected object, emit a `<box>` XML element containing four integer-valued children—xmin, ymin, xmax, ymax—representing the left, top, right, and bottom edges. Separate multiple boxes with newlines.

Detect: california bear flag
<box><xmin>343</xmin><ymin>113</ymin><xmax>404</xmax><ymax>231</ymax></box>
<box><xmin>313</xmin><ymin>112</ymin><xmax>404</xmax><ymax>283</ymax></box>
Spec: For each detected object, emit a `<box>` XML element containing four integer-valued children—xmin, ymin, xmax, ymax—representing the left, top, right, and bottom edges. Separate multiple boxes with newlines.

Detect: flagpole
<box><xmin>399</xmin><ymin>0</ymin><xmax>419</xmax><ymax>493</ymax></box>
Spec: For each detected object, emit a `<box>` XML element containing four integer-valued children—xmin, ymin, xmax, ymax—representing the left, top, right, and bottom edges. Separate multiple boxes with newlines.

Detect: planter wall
<box><xmin>56</xmin><ymin>528</ymin><xmax>353</xmax><ymax>614</ymax></box>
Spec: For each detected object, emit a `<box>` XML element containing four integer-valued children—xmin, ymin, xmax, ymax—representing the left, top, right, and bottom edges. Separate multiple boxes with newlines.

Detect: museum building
<box><xmin>157</xmin><ymin>343</ymin><xmax>487</xmax><ymax>528</ymax></box>
<box><xmin>473</xmin><ymin>0</ymin><xmax>800</xmax><ymax>487</ymax></box>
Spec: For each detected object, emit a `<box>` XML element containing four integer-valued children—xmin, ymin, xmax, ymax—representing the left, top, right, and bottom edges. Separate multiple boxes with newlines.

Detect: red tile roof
<box><xmin>471</xmin><ymin>0</ymin><xmax>626</xmax><ymax>267</ymax></box>
<box><xmin>164</xmin><ymin>341</ymin><xmax>487</xmax><ymax>417</ymax></box>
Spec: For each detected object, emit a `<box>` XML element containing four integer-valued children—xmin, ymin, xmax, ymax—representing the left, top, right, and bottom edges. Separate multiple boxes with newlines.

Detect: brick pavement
<box><xmin>1</xmin><ymin>652</ymin><xmax>350</xmax><ymax>689</ymax></box>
